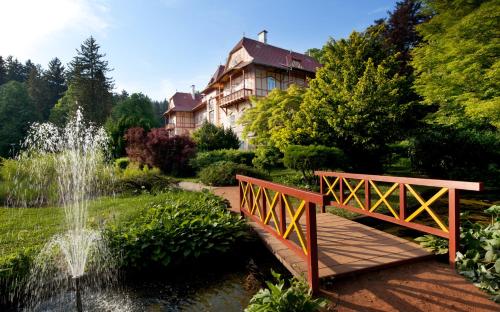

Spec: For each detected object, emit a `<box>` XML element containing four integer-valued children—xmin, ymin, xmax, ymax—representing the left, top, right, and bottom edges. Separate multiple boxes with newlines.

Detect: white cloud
<box><xmin>0</xmin><ymin>0</ymin><xmax>110</xmax><ymax>58</ymax></box>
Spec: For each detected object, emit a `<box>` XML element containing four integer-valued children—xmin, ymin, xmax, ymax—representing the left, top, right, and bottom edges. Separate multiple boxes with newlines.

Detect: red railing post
<box><xmin>399</xmin><ymin>183</ymin><xmax>407</xmax><ymax>221</ymax></box>
<box><xmin>279</xmin><ymin>193</ymin><xmax>287</xmax><ymax>235</ymax></box>
<box><xmin>239</xmin><ymin>181</ymin><xmax>244</xmax><ymax>217</ymax></box>
<box><xmin>339</xmin><ymin>175</ymin><xmax>344</xmax><ymax>204</ymax></box>
<box><xmin>305</xmin><ymin>201</ymin><xmax>319</xmax><ymax>294</ymax></box>
<box><xmin>261</xmin><ymin>187</ymin><xmax>267</xmax><ymax>222</ymax></box>
<box><xmin>364</xmin><ymin>179</ymin><xmax>371</xmax><ymax>211</ymax></box>
<box><xmin>448</xmin><ymin>188</ymin><xmax>460</xmax><ymax>268</ymax></box>
<box><xmin>319</xmin><ymin>174</ymin><xmax>325</xmax><ymax>213</ymax></box>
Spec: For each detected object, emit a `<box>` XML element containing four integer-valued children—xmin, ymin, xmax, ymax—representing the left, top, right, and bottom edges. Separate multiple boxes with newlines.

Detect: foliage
<box><xmin>252</xmin><ymin>146</ymin><xmax>283</xmax><ymax>172</ymax></box>
<box><xmin>296</xmin><ymin>26</ymin><xmax>412</xmax><ymax>171</ymax></box>
<box><xmin>191</xmin><ymin>121</ymin><xmax>240</xmax><ymax>151</ymax></box>
<box><xmin>125</xmin><ymin>127</ymin><xmax>197</xmax><ymax>176</ymax></box>
<box><xmin>0</xmin><ymin>81</ymin><xmax>37</xmax><ymax>157</ymax></box>
<box><xmin>240</xmin><ymin>85</ymin><xmax>306</xmax><ymax>151</ymax></box>
<box><xmin>0</xmin><ymin>152</ymin><xmax>115</xmax><ymax>207</ymax></box>
<box><xmin>114</xmin><ymin>157</ymin><xmax>130</xmax><ymax>170</ymax></box>
<box><xmin>456</xmin><ymin>206</ymin><xmax>500</xmax><ymax>302</ymax></box>
<box><xmin>105</xmin><ymin>190</ymin><xmax>247</xmax><ymax>269</ymax></box>
<box><xmin>245</xmin><ymin>270</ymin><xmax>327</xmax><ymax>312</ymax></box>
<box><xmin>414</xmin><ymin>235</ymin><xmax>449</xmax><ymax>255</ymax></box>
<box><xmin>51</xmin><ymin>36</ymin><xmax>113</xmax><ymax>125</ymax></box>
<box><xmin>408</xmin><ymin>123</ymin><xmax>500</xmax><ymax>180</ymax></box>
<box><xmin>198</xmin><ymin>161</ymin><xmax>268</xmax><ymax>186</ymax></box>
<box><xmin>189</xmin><ymin>149</ymin><xmax>255</xmax><ymax>170</ymax></box>
<box><xmin>145</xmin><ymin>129</ymin><xmax>196</xmax><ymax>176</ymax></box>
<box><xmin>412</xmin><ymin>0</ymin><xmax>500</xmax><ymax>129</ymax></box>
<box><xmin>106</xmin><ymin>93</ymin><xmax>159</xmax><ymax>157</ymax></box>
<box><xmin>283</xmin><ymin>145</ymin><xmax>344</xmax><ymax>184</ymax></box>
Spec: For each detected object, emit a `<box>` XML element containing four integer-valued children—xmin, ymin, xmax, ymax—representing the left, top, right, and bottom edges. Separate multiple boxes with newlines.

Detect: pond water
<box><xmin>27</xmin><ymin>270</ymin><xmax>259</xmax><ymax>312</ymax></box>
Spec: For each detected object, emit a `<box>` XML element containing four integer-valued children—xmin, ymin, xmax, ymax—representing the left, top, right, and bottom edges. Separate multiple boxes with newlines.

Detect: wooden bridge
<box><xmin>236</xmin><ymin>172</ymin><xmax>483</xmax><ymax>293</ymax></box>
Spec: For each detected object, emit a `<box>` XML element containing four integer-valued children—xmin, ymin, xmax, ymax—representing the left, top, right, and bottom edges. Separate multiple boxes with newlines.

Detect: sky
<box><xmin>0</xmin><ymin>0</ymin><xmax>399</xmax><ymax>101</ymax></box>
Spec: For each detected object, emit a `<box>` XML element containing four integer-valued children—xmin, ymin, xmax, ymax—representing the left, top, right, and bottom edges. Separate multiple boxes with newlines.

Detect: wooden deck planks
<box><xmin>248</xmin><ymin>212</ymin><xmax>432</xmax><ymax>280</ymax></box>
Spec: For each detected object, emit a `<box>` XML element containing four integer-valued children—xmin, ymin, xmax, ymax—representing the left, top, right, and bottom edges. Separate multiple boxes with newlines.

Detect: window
<box><xmin>267</xmin><ymin>77</ymin><xmax>276</xmax><ymax>90</ymax></box>
<box><xmin>229</xmin><ymin>115</ymin><xmax>236</xmax><ymax>126</ymax></box>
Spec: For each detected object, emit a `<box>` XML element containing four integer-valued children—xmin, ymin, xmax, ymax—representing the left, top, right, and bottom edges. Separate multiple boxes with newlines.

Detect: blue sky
<box><xmin>0</xmin><ymin>0</ymin><xmax>398</xmax><ymax>101</ymax></box>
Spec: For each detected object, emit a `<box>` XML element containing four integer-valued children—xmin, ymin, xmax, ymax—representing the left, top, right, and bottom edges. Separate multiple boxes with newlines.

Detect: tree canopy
<box><xmin>0</xmin><ymin>81</ymin><xmax>37</xmax><ymax>157</ymax></box>
<box><xmin>412</xmin><ymin>0</ymin><xmax>500</xmax><ymax>128</ymax></box>
<box><xmin>191</xmin><ymin>122</ymin><xmax>240</xmax><ymax>151</ymax></box>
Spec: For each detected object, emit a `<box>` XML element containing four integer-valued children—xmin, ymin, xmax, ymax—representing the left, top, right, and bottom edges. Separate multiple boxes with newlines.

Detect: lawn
<box><xmin>0</xmin><ymin>193</ymin><xmax>173</xmax><ymax>263</ymax></box>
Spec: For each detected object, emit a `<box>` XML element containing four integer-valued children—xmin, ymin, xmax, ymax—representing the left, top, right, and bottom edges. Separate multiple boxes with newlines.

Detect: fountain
<box><xmin>13</xmin><ymin>109</ymin><xmax>118</xmax><ymax>311</ymax></box>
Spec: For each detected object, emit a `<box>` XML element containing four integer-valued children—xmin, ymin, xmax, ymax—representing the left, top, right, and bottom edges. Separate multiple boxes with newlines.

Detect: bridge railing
<box><xmin>236</xmin><ymin>175</ymin><xmax>325</xmax><ymax>291</ymax></box>
<box><xmin>315</xmin><ymin>171</ymin><xmax>483</xmax><ymax>267</ymax></box>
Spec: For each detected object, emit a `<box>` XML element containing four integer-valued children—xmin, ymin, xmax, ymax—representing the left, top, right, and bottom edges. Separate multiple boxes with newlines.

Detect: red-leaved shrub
<box><xmin>124</xmin><ymin>127</ymin><xmax>196</xmax><ymax>176</ymax></box>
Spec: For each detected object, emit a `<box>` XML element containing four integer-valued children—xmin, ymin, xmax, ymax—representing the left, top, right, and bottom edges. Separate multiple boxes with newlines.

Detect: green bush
<box><xmin>252</xmin><ymin>146</ymin><xmax>283</xmax><ymax>172</ymax></box>
<box><xmin>245</xmin><ymin>271</ymin><xmax>327</xmax><ymax>312</ymax></box>
<box><xmin>114</xmin><ymin>157</ymin><xmax>130</xmax><ymax>170</ymax></box>
<box><xmin>409</xmin><ymin>124</ymin><xmax>500</xmax><ymax>181</ymax></box>
<box><xmin>198</xmin><ymin>161</ymin><xmax>268</xmax><ymax>186</ymax></box>
<box><xmin>191</xmin><ymin>121</ymin><xmax>240</xmax><ymax>151</ymax></box>
<box><xmin>190</xmin><ymin>149</ymin><xmax>255</xmax><ymax>170</ymax></box>
<box><xmin>283</xmin><ymin>145</ymin><xmax>345</xmax><ymax>184</ymax></box>
<box><xmin>105</xmin><ymin>190</ymin><xmax>247</xmax><ymax>269</ymax></box>
<box><xmin>414</xmin><ymin>235</ymin><xmax>449</xmax><ymax>255</ymax></box>
<box><xmin>456</xmin><ymin>206</ymin><xmax>500</xmax><ymax>302</ymax></box>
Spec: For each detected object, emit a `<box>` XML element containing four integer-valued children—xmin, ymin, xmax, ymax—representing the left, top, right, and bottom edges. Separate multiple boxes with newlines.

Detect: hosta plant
<box><xmin>414</xmin><ymin>234</ymin><xmax>449</xmax><ymax>255</ymax></box>
<box><xmin>245</xmin><ymin>271</ymin><xmax>327</xmax><ymax>312</ymax></box>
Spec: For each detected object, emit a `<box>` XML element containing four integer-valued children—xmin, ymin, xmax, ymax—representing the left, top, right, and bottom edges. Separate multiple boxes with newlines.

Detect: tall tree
<box><xmin>5</xmin><ymin>56</ymin><xmax>24</xmax><ymax>82</ymax></box>
<box><xmin>55</xmin><ymin>36</ymin><xmax>113</xmax><ymax>125</ymax></box>
<box><xmin>0</xmin><ymin>81</ymin><xmax>37</xmax><ymax>157</ymax></box>
<box><xmin>26</xmin><ymin>65</ymin><xmax>48</xmax><ymax>121</ymax></box>
<box><xmin>412</xmin><ymin>0</ymin><xmax>500</xmax><ymax>128</ymax></box>
<box><xmin>295</xmin><ymin>26</ymin><xmax>409</xmax><ymax>171</ymax></box>
<box><xmin>0</xmin><ymin>56</ymin><xmax>6</xmax><ymax>85</ymax></box>
<box><xmin>43</xmin><ymin>57</ymin><xmax>67</xmax><ymax>118</ymax></box>
<box><xmin>105</xmin><ymin>93</ymin><xmax>158</xmax><ymax>157</ymax></box>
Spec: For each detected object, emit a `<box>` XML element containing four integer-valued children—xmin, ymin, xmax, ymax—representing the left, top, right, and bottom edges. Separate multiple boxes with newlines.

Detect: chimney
<box><xmin>258</xmin><ymin>30</ymin><xmax>268</xmax><ymax>44</ymax></box>
<box><xmin>191</xmin><ymin>85</ymin><xmax>196</xmax><ymax>99</ymax></box>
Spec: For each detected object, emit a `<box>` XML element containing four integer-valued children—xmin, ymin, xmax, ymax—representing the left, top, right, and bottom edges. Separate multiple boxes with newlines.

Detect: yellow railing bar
<box><xmin>369</xmin><ymin>181</ymin><xmax>399</xmax><ymax>219</ymax></box>
<box><xmin>343</xmin><ymin>178</ymin><xmax>365</xmax><ymax>209</ymax></box>
<box><xmin>241</xmin><ymin>181</ymin><xmax>250</xmax><ymax>209</ymax></box>
<box><xmin>263</xmin><ymin>189</ymin><xmax>281</xmax><ymax>234</ymax></box>
<box><xmin>250</xmin><ymin>186</ymin><xmax>263</xmax><ymax>220</ymax></box>
<box><xmin>323</xmin><ymin>176</ymin><xmax>340</xmax><ymax>203</ymax></box>
<box><xmin>282</xmin><ymin>195</ymin><xmax>308</xmax><ymax>254</ymax></box>
<box><xmin>405</xmin><ymin>185</ymin><xmax>449</xmax><ymax>233</ymax></box>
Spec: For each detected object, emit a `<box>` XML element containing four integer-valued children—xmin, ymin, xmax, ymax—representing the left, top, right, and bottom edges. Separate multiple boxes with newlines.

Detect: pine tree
<box><xmin>5</xmin><ymin>56</ymin><xmax>24</xmax><ymax>82</ymax></box>
<box><xmin>0</xmin><ymin>56</ymin><xmax>6</xmax><ymax>85</ymax></box>
<box><xmin>62</xmin><ymin>36</ymin><xmax>114</xmax><ymax>124</ymax></box>
<box><xmin>43</xmin><ymin>57</ymin><xmax>67</xmax><ymax>118</ymax></box>
<box><xmin>26</xmin><ymin>65</ymin><xmax>48</xmax><ymax>121</ymax></box>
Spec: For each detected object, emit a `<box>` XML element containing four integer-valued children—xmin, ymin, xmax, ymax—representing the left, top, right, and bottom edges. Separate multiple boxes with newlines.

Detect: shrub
<box><xmin>252</xmin><ymin>146</ymin><xmax>283</xmax><ymax>172</ymax></box>
<box><xmin>114</xmin><ymin>157</ymin><xmax>130</xmax><ymax>170</ymax></box>
<box><xmin>191</xmin><ymin>121</ymin><xmax>240</xmax><ymax>151</ymax></box>
<box><xmin>113</xmin><ymin>173</ymin><xmax>177</xmax><ymax>195</ymax></box>
<box><xmin>198</xmin><ymin>161</ymin><xmax>268</xmax><ymax>186</ymax></box>
<box><xmin>189</xmin><ymin>149</ymin><xmax>255</xmax><ymax>170</ymax></box>
<box><xmin>283</xmin><ymin>145</ymin><xmax>345</xmax><ymax>184</ymax></box>
<box><xmin>456</xmin><ymin>206</ymin><xmax>500</xmax><ymax>302</ymax></box>
<box><xmin>414</xmin><ymin>235</ymin><xmax>449</xmax><ymax>255</ymax></box>
<box><xmin>125</xmin><ymin>127</ymin><xmax>197</xmax><ymax>176</ymax></box>
<box><xmin>245</xmin><ymin>271</ymin><xmax>327</xmax><ymax>312</ymax></box>
<box><xmin>105</xmin><ymin>190</ymin><xmax>247</xmax><ymax>269</ymax></box>
<box><xmin>409</xmin><ymin>124</ymin><xmax>500</xmax><ymax>181</ymax></box>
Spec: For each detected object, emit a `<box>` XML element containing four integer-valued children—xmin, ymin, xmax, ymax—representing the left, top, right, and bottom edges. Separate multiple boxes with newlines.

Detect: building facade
<box><xmin>163</xmin><ymin>31</ymin><xmax>320</xmax><ymax>147</ymax></box>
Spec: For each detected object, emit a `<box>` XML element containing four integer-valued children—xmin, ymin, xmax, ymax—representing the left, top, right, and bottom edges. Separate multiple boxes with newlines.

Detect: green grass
<box><xmin>0</xmin><ymin>193</ymin><xmax>175</xmax><ymax>261</ymax></box>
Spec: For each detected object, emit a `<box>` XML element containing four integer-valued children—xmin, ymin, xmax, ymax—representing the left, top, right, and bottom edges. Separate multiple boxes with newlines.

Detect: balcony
<box><xmin>220</xmin><ymin>88</ymin><xmax>253</xmax><ymax>108</ymax></box>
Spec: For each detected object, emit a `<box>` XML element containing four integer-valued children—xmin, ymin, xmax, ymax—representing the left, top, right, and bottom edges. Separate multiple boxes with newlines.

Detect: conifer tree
<box><xmin>0</xmin><ymin>56</ymin><xmax>6</xmax><ymax>85</ymax></box>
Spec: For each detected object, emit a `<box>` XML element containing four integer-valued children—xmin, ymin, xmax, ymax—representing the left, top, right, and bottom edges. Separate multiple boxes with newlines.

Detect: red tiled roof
<box><xmin>164</xmin><ymin>92</ymin><xmax>202</xmax><ymax>114</ymax></box>
<box><xmin>228</xmin><ymin>37</ymin><xmax>321</xmax><ymax>73</ymax></box>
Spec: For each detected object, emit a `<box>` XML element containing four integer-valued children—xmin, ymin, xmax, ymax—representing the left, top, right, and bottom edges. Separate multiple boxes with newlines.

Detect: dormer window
<box><xmin>291</xmin><ymin>58</ymin><xmax>303</xmax><ymax>69</ymax></box>
<box><xmin>267</xmin><ymin>76</ymin><xmax>276</xmax><ymax>90</ymax></box>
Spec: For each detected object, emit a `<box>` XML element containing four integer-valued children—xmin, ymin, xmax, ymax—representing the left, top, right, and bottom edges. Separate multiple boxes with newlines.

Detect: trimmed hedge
<box><xmin>190</xmin><ymin>149</ymin><xmax>255</xmax><ymax>170</ymax></box>
<box><xmin>198</xmin><ymin>161</ymin><xmax>268</xmax><ymax>186</ymax></box>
